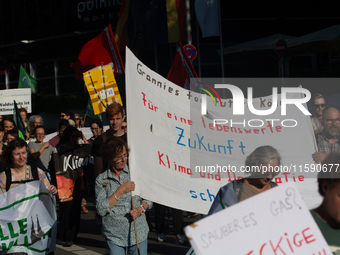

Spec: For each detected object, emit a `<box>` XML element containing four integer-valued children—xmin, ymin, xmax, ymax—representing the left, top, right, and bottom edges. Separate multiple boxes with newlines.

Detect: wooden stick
<box><xmin>83</xmin><ymin>114</ymin><xmax>87</xmax><ymax>126</ymax></box>
<box><xmin>89</xmin><ymin>72</ymin><xmax>106</xmax><ymax>109</ymax></box>
<box><xmin>131</xmin><ymin>196</ymin><xmax>141</xmax><ymax>255</ymax></box>
<box><xmin>101</xmin><ymin>63</ymin><xmax>108</xmax><ymax>106</ymax></box>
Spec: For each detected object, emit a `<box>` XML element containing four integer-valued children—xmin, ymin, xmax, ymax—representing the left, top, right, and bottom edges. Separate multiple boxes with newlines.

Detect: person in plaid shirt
<box><xmin>314</xmin><ymin>106</ymin><xmax>340</xmax><ymax>163</ymax></box>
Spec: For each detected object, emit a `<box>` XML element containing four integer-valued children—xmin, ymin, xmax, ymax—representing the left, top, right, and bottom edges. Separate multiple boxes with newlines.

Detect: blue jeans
<box><xmin>106</xmin><ymin>238</ymin><xmax>147</xmax><ymax>255</ymax></box>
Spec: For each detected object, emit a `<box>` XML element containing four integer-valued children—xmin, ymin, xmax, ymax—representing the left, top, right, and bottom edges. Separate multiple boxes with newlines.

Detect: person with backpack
<box><xmin>0</xmin><ymin>138</ymin><xmax>57</xmax><ymax>195</ymax></box>
<box><xmin>208</xmin><ymin>145</ymin><xmax>280</xmax><ymax>215</ymax></box>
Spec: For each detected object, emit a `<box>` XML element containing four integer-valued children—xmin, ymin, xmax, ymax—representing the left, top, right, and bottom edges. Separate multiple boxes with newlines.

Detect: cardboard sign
<box><xmin>83</xmin><ymin>64</ymin><xmax>122</xmax><ymax>115</ymax></box>
<box><xmin>184</xmin><ymin>183</ymin><xmax>332</xmax><ymax>255</ymax></box>
<box><xmin>0</xmin><ymin>88</ymin><xmax>31</xmax><ymax>115</ymax></box>
<box><xmin>125</xmin><ymin>48</ymin><xmax>321</xmax><ymax>214</ymax></box>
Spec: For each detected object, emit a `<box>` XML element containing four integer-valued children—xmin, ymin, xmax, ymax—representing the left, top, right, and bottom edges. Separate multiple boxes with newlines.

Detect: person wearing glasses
<box><xmin>88</xmin><ymin>119</ymin><xmax>103</xmax><ymax>143</ymax></box>
<box><xmin>96</xmin><ymin>137</ymin><xmax>152</xmax><ymax>255</ymax></box>
<box><xmin>311</xmin><ymin>93</ymin><xmax>326</xmax><ymax>134</ymax></box>
<box><xmin>28</xmin><ymin>126</ymin><xmax>53</xmax><ymax>180</ymax></box>
<box><xmin>314</xmin><ymin>106</ymin><xmax>340</xmax><ymax>163</ymax></box>
<box><xmin>60</xmin><ymin>109</ymin><xmax>74</xmax><ymax>121</ymax></box>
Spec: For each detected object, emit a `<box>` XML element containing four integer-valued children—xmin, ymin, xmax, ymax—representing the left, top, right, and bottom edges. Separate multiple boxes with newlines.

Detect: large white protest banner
<box><xmin>0</xmin><ymin>88</ymin><xmax>31</xmax><ymax>115</ymax></box>
<box><xmin>0</xmin><ymin>181</ymin><xmax>57</xmax><ymax>255</ymax></box>
<box><xmin>125</xmin><ymin>48</ymin><xmax>320</xmax><ymax>214</ymax></box>
<box><xmin>184</xmin><ymin>183</ymin><xmax>332</xmax><ymax>255</ymax></box>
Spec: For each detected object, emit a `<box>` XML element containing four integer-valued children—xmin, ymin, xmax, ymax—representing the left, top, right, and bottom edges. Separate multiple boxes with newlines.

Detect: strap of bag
<box><xmin>5</xmin><ymin>167</ymin><xmax>11</xmax><ymax>191</ymax></box>
<box><xmin>6</xmin><ymin>165</ymin><xmax>40</xmax><ymax>191</ymax></box>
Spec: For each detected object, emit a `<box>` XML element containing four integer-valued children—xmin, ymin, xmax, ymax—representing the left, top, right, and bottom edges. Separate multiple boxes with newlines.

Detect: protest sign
<box><xmin>83</xmin><ymin>64</ymin><xmax>123</xmax><ymax>115</ymax></box>
<box><xmin>0</xmin><ymin>88</ymin><xmax>31</xmax><ymax>115</ymax></box>
<box><xmin>125</xmin><ymin>47</ymin><xmax>321</xmax><ymax>214</ymax></box>
<box><xmin>184</xmin><ymin>182</ymin><xmax>332</xmax><ymax>255</ymax></box>
<box><xmin>51</xmin><ymin>144</ymin><xmax>94</xmax><ymax>201</ymax></box>
<box><xmin>0</xmin><ymin>181</ymin><xmax>57</xmax><ymax>255</ymax></box>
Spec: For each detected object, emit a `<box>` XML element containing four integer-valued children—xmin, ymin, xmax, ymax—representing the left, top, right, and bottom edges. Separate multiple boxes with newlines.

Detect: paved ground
<box><xmin>55</xmin><ymin>197</ymin><xmax>201</xmax><ymax>255</ymax></box>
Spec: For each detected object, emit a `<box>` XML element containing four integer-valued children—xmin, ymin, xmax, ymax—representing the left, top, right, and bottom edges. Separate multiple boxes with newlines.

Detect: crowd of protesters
<box><xmin>0</xmin><ymin>94</ymin><xmax>339</xmax><ymax>254</ymax></box>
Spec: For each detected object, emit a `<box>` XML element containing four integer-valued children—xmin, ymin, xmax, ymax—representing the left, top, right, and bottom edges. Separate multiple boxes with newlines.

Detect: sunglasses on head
<box><xmin>314</xmin><ymin>104</ymin><xmax>325</xmax><ymax>108</ymax></box>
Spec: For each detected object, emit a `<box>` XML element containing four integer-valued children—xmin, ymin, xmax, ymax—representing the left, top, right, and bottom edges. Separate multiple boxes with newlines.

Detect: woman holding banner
<box><xmin>0</xmin><ymin>138</ymin><xmax>57</xmax><ymax>194</ymax></box>
<box><xmin>208</xmin><ymin>145</ymin><xmax>281</xmax><ymax>214</ymax></box>
<box><xmin>95</xmin><ymin>137</ymin><xmax>152</xmax><ymax>255</ymax></box>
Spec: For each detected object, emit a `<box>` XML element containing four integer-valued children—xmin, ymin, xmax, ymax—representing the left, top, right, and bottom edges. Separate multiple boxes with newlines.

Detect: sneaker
<box><xmin>157</xmin><ymin>233</ymin><xmax>166</xmax><ymax>242</ymax></box>
<box><xmin>176</xmin><ymin>234</ymin><xmax>187</xmax><ymax>245</ymax></box>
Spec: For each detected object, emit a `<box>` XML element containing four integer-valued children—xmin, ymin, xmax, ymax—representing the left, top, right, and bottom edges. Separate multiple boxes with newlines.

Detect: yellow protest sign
<box><xmin>83</xmin><ymin>64</ymin><xmax>123</xmax><ymax>115</ymax></box>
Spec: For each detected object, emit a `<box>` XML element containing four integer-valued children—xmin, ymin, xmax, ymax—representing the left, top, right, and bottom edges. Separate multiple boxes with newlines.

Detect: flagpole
<box><xmin>185</xmin><ymin>0</ymin><xmax>192</xmax><ymax>44</ymax></box>
<box><xmin>217</xmin><ymin>0</ymin><xmax>225</xmax><ymax>99</ymax></box>
<box><xmin>101</xmin><ymin>63</ymin><xmax>108</xmax><ymax>107</ymax></box>
<box><xmin>88</xmin><ymin>72</ymin><xmax>107</xmax><ymax>109</ymax></box>
<box><xmin>131</xmin><ymin>196</ymin><xmax>141</xmax><ymax>255</ymax></box>
<box><xmin>195</xmin><ymin>15</ymin><xmax>202</xmax><ymax>77</ymax></box>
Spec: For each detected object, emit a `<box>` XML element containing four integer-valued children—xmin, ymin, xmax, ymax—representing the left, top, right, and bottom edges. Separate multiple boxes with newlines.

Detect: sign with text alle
<box><xmin>184</xmin><ymin>183</ymin><xmax>332</xmax><ymax>255</ymax></box>
<box><xmin>0</xmin><ymin>88</ymin><xmax>31</xmax><ymax>115</ymax></box>
<box><xmin>0</xmin><ymin>181</ymin><xmax>57</xmax><ymax>255</ymax></box>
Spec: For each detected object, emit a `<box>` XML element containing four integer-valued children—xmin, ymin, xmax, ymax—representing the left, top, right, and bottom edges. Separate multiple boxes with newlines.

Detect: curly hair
<box><xmin>99</xmin><ymin>136</ymin><xmax>129</xmax><ymax>162</ymax></box>
<box><xmin>318</xmin><ymin>153</ymin><xmax>340</xmax><ymax>196</ymax></box>
<box><xmin>90</xmin><ymin>119</ymin><xmax>103</xmax><ymax>129</ymax></box>
<box><xmin>3</xmin><ymin>138</ymin><xmax>27</xmax><ymax>164</ymax></box>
